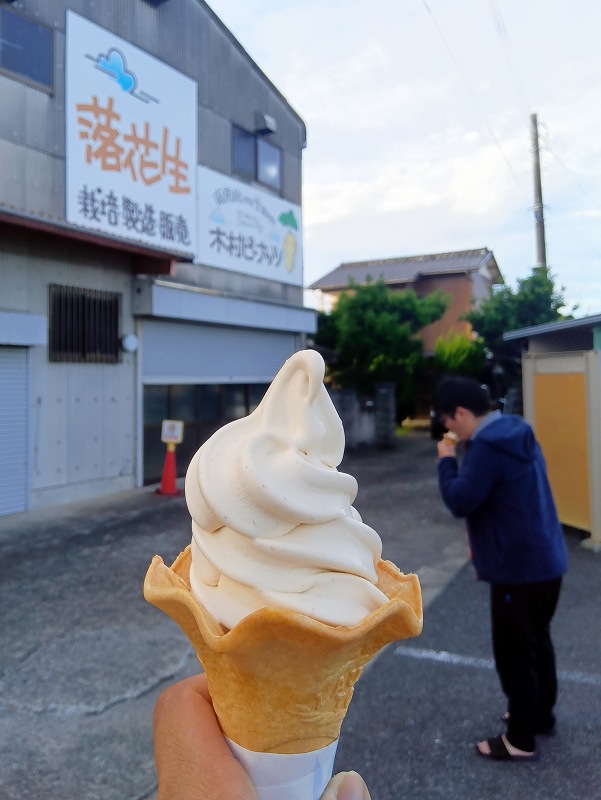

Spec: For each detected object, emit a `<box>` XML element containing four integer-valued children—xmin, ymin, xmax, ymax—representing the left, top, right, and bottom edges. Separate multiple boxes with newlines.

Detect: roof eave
<box><xmin>503</xmin><ymin>313</ymin><xmax>601</xmax><ymax>341</ymax></box>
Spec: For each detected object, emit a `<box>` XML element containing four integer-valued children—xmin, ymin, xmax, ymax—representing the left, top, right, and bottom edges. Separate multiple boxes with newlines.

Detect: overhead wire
<box><xmin>487</xmin><ymin>0</ymin><xmax>530</xmax><ymax>118</ymax></box>
<box><xmin>536</xmin><ymin>120</ymin><xmax>601</xmax><ymax>263</ymax></box>
<box><xmin>420</xmin><ymin>0</ymin><xmax>523</xmax><ymax>190</ymax></box>
<box><xmin>488</xmin><ymin>0</ymin><xmax>601</xmax><ymax>258</ymax></box>
<box><xmin>487</xmin><ymin>2</ymin><xmax>601</xmax><ymax>271</ymax></box>
<box><xmin>543</xmin><ymin>140</ymin><xmax>601</xmax><ymax>211</ymax></box>
<box><xmin>421</xmin><ymin>0</ymin><xmax>601</xmax><ymax>290</ymax></box>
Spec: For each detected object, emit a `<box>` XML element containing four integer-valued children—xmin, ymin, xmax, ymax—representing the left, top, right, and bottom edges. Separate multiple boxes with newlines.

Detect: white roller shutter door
<box><xmin>0</xmin><ymin>347</ymin><xmax>28</xmax><ymax>515</ymax></box>
<box><xmin>141</xmin><ymin>320</ymin><xmax>298</xmax><ymax>383</ymax></box>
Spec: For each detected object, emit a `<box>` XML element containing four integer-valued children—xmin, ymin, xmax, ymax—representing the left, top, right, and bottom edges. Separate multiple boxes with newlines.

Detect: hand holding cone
<box><xmin>144</xmin><ymin>545</ymin><xmax>422</xmax><ymax>755</ymax></box>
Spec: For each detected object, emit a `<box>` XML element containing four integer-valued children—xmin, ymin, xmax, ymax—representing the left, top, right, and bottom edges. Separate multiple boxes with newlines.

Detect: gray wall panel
<box><xmin>1</xmin><ymin>0</ymin><xmax>306</xmax><ymax>247</ymax></box>
<box><xmin>141</xmin><ymin>319</ymin><xmax>299</xmax><ymax>384</ymax></box>
<box><xmin>0</xmin><ymin>139</ymin><xmax>64</xmax><ymax>219</ymax></box>
<box><xmin>0</xmin><ymin>347</ymin><xmax>29</xmax><ymax>515</ymax></box>
<box><xmin>282</xmin><ymin>150</ymin><xmax>302</xmax><ymax>206</ymax></box>
<box><xmin>0</xmin><ymin>226</ymin><xmax>137</xmax><ymax>496</ymax></box>
<box><xmin>172</xmin><ymin>262</ymin><xmax>303</xmax><ymax>306</ymax></box>
<box><xmin>198</xmin><ymin>107</ymin><xmax>231</xmax><ymax>175</ymax></box>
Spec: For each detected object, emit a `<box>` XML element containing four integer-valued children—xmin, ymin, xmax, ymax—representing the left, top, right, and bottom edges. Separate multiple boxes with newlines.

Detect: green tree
<box><xmin>465</xmin><ymin>266</ymin><xmax>569</xmax><ymax>371</ymax></box>
<box><xmin>314</xmin><ymin>280</ymin><xmax>448</xmax><ymax>417</ymax></box>
<box><xmin>433</xmin><ymin>332</ymin><xmax>487</xmax><ymax>378</ymax></box>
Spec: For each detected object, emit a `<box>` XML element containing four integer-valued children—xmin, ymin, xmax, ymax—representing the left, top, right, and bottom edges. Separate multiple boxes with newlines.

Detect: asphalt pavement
<box><xmin>0</xmin><ymin>431</ymin><xmax>599</xmax><ymax>800</ymax></box>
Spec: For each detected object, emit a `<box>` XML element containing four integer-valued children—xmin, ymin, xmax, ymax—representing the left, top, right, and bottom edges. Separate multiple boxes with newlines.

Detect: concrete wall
<box><xmin>0</xmin><ymin>0</ymin><xmax>305</xmax><ymax>215</ymax></box>
<box><xmin>329</xmin><ymin>390</ymin><xmax>376</xmax><ymax>449</ymax></box>
<box><xmin>0</xmin><ymin>224</ymin><xmax>138</xmax><ymax>507</ymax></box>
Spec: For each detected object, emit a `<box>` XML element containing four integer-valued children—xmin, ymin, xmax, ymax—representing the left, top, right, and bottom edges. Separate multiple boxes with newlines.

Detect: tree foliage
<box><xmin>314</xmin><ymin>280</ymin><xmax>448</xmax><ymax>416</ymax></box>
<box><xmin>433</xmin><ymin>332</ymin><xmax>487</xmax><ymax>378</ymax></box>
<box><xmin>464</xmin><ymin>266</ymin><xmax>569</xmax><ymax>370</ymax></box>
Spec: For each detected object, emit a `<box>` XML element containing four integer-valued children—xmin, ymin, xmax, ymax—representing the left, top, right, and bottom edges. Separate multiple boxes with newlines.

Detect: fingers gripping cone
<box><xmin>144</xmin><ymin>545</ymin><xmax>422</xmax><ymax>755</ymax></box>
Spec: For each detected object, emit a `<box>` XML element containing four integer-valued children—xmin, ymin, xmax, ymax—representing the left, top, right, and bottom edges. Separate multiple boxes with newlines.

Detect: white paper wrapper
<box><xmin>226</xmin><ymin>738</ymin><xmax>339</xmax><ymax>800</ymax></box>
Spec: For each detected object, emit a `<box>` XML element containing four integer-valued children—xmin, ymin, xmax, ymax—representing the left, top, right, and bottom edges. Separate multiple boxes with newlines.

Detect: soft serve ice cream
<box><xmin>144</xmin><ymin>350</ymin><xmax>422</xmax><ymax>761</ymax></box>
<box><xmin>185</xmin><ymin>349</ymin><xmax>388</xmax><ymax>630</ymax></box>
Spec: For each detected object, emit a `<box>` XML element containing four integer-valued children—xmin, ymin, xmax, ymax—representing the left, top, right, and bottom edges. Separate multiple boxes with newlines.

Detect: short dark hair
<box><xmin>433</xmin><ymin>376</ymin><xmax>491</xmax><ymax>418</ymax></box>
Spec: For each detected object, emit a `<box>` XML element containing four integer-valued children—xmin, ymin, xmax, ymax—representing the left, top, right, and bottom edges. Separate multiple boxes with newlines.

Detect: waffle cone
<box><xmin>144</xmin><ymin>546</ymin><xmax>422</xmax><ymax>754</ymax></box>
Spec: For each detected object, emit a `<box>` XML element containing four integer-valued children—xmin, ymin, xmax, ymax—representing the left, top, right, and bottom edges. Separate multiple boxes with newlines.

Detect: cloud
<box><xmin>570</xmin><ymin>209</ymin><xmax>601</xmax><ymax>220</ymax></box>
<box><xmin>96</xmin><ymin>48</ymin><xmax>137</xmax><ymax>93</ymax></box>
<box><xmin>208</xmin><ymin>0</ymin><xmax>601</xmax><ymax>313</ymax></box>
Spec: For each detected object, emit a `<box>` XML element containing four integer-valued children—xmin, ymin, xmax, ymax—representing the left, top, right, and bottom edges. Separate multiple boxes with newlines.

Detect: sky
<box><xmin>207</xmin><ymin>0</ymin><xmax>601</xmax><ymax>317</ymax></box>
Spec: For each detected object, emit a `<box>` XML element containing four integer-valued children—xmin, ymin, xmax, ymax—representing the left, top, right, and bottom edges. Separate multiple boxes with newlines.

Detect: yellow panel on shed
<box><xmin>534</xmin><ymin>372</ymin><xmax>590</xmax><ymax>531</ymax></box>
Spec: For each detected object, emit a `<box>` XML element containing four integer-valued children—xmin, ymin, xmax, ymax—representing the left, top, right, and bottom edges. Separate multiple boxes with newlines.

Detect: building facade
<box><xmin>309</xmin><ymin>248</ymin><xmax>502</xmax><ymax>354</ymax></box>
<box><xmin>0</xmin><ymin>0</ymin><xmax>315</xmax><ymax>515</ymax></box>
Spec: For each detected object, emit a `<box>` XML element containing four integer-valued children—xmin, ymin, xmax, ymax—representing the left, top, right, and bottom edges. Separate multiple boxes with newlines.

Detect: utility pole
<box><xmin>530</xmin><ymin>113</ymin><xmax>547</xmax><ymax>268</ymax></box>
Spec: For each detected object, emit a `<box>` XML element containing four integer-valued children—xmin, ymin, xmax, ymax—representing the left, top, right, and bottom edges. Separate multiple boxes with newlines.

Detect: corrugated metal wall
<box><xmin>0</xmin><ymin>347</ymin><xmax>29</xmax><ymax>515</ymax></box>
<box><xmin>0</xmin><ymin>1</ymin><xmax>309</xmax><ymax>510</ymax></box>
<box><xmin>141</xmin><ymin>319</ymin><xmax>299</xmax><ymax>384</ymax></box>
<box><xmin>1</xmin><ymin>227</ymin><xmax>137</xmax><ymax>505</ymax></box>
<box><xmin>0</xmin><ymin>0</ymin><xmax>305</xmax><ymax>225</ymax></box>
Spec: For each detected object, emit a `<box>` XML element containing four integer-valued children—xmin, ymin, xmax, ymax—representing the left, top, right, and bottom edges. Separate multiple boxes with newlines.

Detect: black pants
<box><xmin>490</xmin><ymin>578</ymin><xmax>562</xmax><ymax>752</ymax></box>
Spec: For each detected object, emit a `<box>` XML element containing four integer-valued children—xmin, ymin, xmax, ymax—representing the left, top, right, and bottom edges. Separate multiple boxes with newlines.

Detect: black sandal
<box><xmin>476</xmin><ymin>735</ymin><xmax>538</xmax><ymax>762</ymax></box>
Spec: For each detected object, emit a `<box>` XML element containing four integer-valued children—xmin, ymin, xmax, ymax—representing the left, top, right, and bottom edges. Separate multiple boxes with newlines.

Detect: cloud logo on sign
<box><xmin>86</xmin><ymin>47</ymin><xmax>159</xmax><ymax>104</ymax></box>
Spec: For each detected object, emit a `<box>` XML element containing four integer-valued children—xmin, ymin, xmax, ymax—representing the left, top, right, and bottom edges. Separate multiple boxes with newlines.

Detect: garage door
<box><xmin>140</xmin><ymin>319</ymin><xmax>298</xmax><ymax>383</ymax></box>
<box><xmin>0</xmin><ymin>347</ymin><xmax>28</xmax><ymax>515</ymax></box>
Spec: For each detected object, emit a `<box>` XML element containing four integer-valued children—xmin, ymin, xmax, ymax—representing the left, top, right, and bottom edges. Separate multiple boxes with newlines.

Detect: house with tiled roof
<box><xmin>309</xmin><ymin>248</ymin><xmax>503</xmax><ymax>353</ymax></box>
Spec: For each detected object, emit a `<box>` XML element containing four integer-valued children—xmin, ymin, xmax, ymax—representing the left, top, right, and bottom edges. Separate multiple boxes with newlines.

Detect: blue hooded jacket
<box><xmin>437</xmin><ymin>414</ymin><xmax>568</xmax><ymax>584</ymax></box>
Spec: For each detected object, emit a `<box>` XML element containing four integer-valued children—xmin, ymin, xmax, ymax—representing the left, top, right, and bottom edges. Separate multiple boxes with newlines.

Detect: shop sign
<box><xmin>161</xmin><ymin>419</ymin><xmax>184</xmax><ymax>444</ymax></box>
<box><xmin>65</xmin><ymin>11</ymin><xmax>197</xmax><ymax>256</ymax></box>
<box><xmin>196</xmin><ymin>165</ymin><xmax>303</xmax><ymax>286</ymax></box>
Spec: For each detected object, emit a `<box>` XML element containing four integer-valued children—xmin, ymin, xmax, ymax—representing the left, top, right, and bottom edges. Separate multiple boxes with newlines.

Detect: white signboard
<box><xmin>161</xmin><ymin>419</ymin><xmax>184</xmax><ymax>444</ymax></box>
<box><xmin>196</xmin><ymin>166</ymin><xmax>303</xmax><ymax>286</ymax></box>
<box><xmin>65</xmin><ymin>11</ymin><xmax>197</xmax><ymax>256</ymax></box>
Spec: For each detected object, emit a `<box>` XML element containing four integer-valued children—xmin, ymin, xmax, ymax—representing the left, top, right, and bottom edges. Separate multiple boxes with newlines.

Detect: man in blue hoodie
<box><xmin>434</xmin><ymin>376</ymin><xmax>568</xmax><ymax>762</ymax></box>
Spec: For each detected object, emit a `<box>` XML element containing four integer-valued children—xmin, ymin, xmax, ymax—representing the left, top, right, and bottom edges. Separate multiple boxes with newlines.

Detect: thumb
<box><xmin>321</xmin><ymin>771</ymin><xmax>372</xmax><ymax>800</ymax></box>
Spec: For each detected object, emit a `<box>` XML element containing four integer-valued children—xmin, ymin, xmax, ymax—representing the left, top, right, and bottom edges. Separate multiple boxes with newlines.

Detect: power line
<box><xmin>544</xmin><ymin>203</ymin><xmax>601</xmax><ymax>262</ymax></box>
<box><xmin>543</xmin><ymin>143</ymin><xmax>601</xmax><ymax>211</ymax></box>
<box><xmin>535</xmin><ymin>119</ymin><xmax>601</xmax><ymax>257</ymax></box>
<box><xmin>420</xmin><ymin>0</ymin><xmax>523</xmax><ymax>190</ymax></box>
<box><xmin>487</xmin><ymin>0</ymin><xmax>530</xmax><ymax>117</ymax></box>
<box><xmin>484</xmin><ymin>5</ymin><xmax>601</xmax><ymax>267</ymax></box>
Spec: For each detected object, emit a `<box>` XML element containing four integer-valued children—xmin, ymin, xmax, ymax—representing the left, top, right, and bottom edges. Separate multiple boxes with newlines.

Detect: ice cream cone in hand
<box><xmin>144</xmin><ymin>547</ymin><xmax>422</xmax><ymax>754</ymax></box>
<box><xmin>144</xmin><ymin>350</ymin><xmax>422</xmax><ymax>758</ymax></box>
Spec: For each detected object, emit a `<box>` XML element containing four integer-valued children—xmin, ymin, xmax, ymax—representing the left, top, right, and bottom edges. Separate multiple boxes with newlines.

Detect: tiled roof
<box><xmin>309</xmin><ymin>248</ymin><xmax>501</xmax><ymax>290</ymax></box>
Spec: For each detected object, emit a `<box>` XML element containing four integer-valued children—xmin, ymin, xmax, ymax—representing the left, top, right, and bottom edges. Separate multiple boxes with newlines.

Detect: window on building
<box><xmin>144</xmin><ymin>385</ymin><xmax>169</xmax><ymax>425</ymax></box>
<box><xmin>232</xmin><ymin>125</ymin><xmax>282</xmax><ymax>192</ymax></box>
<box><xmin>257</xmin><ymin>138</ymin><xmax>282</xmax><ymax>191</ymax></box>
<box><xmin>232</xmin><ymin>126</ymin><xmax>256</xmax><ymax>181</ymax></box>
<box><xmin>49</xmin><ymin>285</ymin><xmax>121</xmax><ymax>363</ymax></box>
<box><xmin>142</xmin><ymin>382</ymin><xmax>269</xmax><ymax>484</ymax></box>
<box><xmin>0</xmin><ymin>7</ymin><xmax>53</xmax><ymax>91</ymax></box>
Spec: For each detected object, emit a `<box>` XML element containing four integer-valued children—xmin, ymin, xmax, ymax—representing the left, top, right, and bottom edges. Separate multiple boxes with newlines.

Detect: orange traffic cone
<box><xmin>156</xmin><ymin>442</ymin><xmax>181</xmax><ymax>496</ymax></box>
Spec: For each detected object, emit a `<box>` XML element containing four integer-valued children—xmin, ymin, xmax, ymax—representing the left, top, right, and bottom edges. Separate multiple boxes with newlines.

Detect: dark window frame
<box><xmin>0</xmin><ymin>6</ymin><xmax>54</xmax><ymax>94</ymax></box>
<box><xmin>232</xmin><ymin>125</ymin><xmax>257</xmax><ymax>182</ymax></box>
<box><xmin>48</xmin><ymin>284</ymin><xmax>121</xmax><ymax>364</ymax></box>
<box><xmin>142</xmin><ymin>382</ymin><xmax>269</xmax><ymax>484</ymax></box>
<box><xmin>232</xmin><ymin>124</ymin><xmax>282</xmax><ymax>193</ymax></box>
<box><xmin>256</xmin><ymin>137</ymin><xmax>282</xmax><ymax>191</ymax></box>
